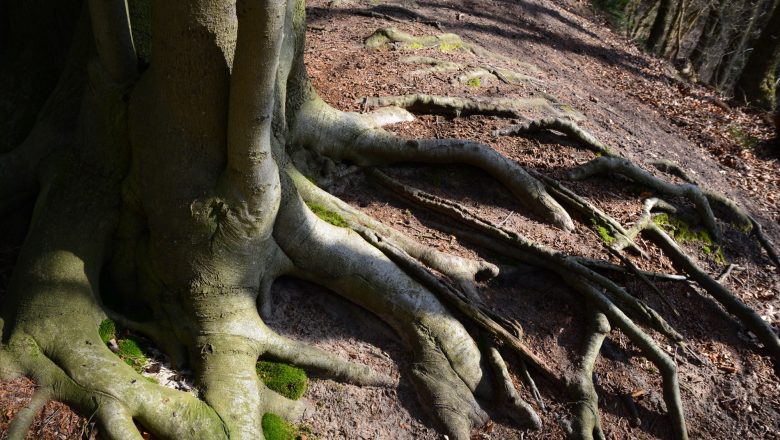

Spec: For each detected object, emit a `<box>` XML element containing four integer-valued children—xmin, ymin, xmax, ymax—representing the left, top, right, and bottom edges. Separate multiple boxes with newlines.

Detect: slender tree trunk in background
<box><xmin>623</xmin><ymin>0</ymin><xmax>643</xmax><ymax>37</ymax></box>
<box><xmin>660</xmin><ymin>0</ymin><xmax>683</xmax><ymax>56</ymax></box>
<box><xmin>715</xmin><ymin>0</ymin><xmax>767</xmax><ymax>92</ymax></box>
<box><xmin>690</xmin><ymin>0</ymin><xmax>725</xmax><ymax>82</ymax></box>
<box><xmin>647</xmin><ymin>0</ymin><xmax>674</xmax><ymax>52</ymax></box>
<box><xmin>735</xmin><ymin>1</ymin><xmax>780</xmax><ymax>108</ymax></box>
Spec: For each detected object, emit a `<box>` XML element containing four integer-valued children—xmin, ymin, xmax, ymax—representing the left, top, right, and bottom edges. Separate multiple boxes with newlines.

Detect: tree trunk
<box><xmin>0</xmin><ymin>0</ymin><xmax>563</xmax><ymax>438</ymax></box>
<box><xmin>3</xmin><ymin>1</ymin><xmax>778</xmax><ymax>439</ymax></box>
<box><xmin>660</xmin><ymin>0</ymin><xmax>683</xmax><ymax>56</ymax></box>
<box><xmin>647</xmin><ymin>0</ymin><xmax>675</xmax><ymax>52</ymax></box>
<box><xmin>735</xmin><ymin>1</ymin><xmax>780</xmax><ymax>108</ymax></box>
<box><xmin>714</xmin><ymin>0</ymin><xmax>772</xmax><ymax>93</ymax></box>
<box><xmin>690</xmin><ymin>0</ymin><xmax>725</xmax><ymax>81</ymax></box>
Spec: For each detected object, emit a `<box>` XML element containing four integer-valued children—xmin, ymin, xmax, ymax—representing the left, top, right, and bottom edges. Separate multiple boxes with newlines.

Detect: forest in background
<box><xmin>594</xmin><ymin>0</ymin><xmax>780</xmax><ymax>114</ymax></box>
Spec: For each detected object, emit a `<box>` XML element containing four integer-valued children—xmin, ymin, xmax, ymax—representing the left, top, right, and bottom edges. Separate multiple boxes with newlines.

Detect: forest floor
<box><xmin>1</xmin><ymin>0</ymin><xmax>779</xmax><ymax>439</ymax></box>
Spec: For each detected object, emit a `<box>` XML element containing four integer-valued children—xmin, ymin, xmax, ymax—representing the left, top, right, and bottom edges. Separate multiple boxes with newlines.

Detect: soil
<box><xmin>1</xmin><ymin>0</ymin><xmax>779</xmax><ymax>439</ymax></box>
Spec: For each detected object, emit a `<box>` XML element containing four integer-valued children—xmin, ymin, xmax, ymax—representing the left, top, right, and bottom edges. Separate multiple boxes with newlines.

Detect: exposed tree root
<box><xmin>3</xmin><ymin>1</ymin><xmax>777</xmax><ymax>438</ymax></box>
<box><xmin>356</xmin><ymin>224</ymin><xmax>558</xmax><ymax>385</ymax></box>
<box><xmin>564</xmin><ymin>309</ymin><xmax>609</xmax><ymax>440</ymax></box>
<box><xmin>497</xmin><ymin>117</ymin><xmax>777</xmax><ymax>267</ymax></box>
<box><xmin>646</xmin><ymin>160</ymin><xmax>779</xmax><ymax>268</ymax></box>
<box><xmin>364</xmin><ymin>169</ymin><xmax>689</xmax><ymax>438</ymax></box>
<box><xmin>572</xmin><ymin>156</ymin><xmax>721</xmax><ymax>241</ymax></box>
<box><xmin>572</xmin><ymin>256</ymin><xmax>688</xmax><ymax>281</ymax></box>
<box><xmin>369</xmin><ymin>169</ymin><xmax>683</xmax><ymax>341</ymax></box>
<box><xmin>622</xmin><ymin>199</ymin><xmax>780</xmax><ymax>364</ymax></box>
<box><xmin>486</xmin><ymin>345</ymin><xmax>543</xmax><ymax>429</ymax></box>
<box><xmin>531</xmin><ymin>171</ymin><xmax>645</xmax><ymax>255</ymax></box>
<box><xmin>363</xmin><ymin>27</ymin><xmax>543</xmax><ymax>77</ymax></box>
<box><xmin>495</xmin><ymin>117</ymin><xmax>612</xmax><ymax>156</ymax></box>
<box><xmin>401</xmin><ymin>56</ymin><xmax>462</xmax><ymax>76</ymax></box>
<box><xmin>288</xmin><ymin>172</ymin><xmax>496</xmax><ymax>311</ymax></box>
<box><xmin>362</xmin><ymin>93</ymin><xmax>571</xmax><ymax>120</ymax></box>
<box><xmin>364</xmin><ymin>27</ymin><xmax>466</xmax><ymax>51</ymax></box>
<box><xmin>292</xmin><ymin>98</ymin><xmax>575</xmax><ymax>230</ymax></box>
<box><xmin>271</xmin><ymin>185</ymin><xmax>538</xmax><ymax>440</ymax></box>
<box><xmin>400</xmin><ymin>55</ymin><xmax>542</xmax><ymax>85</ymax></box>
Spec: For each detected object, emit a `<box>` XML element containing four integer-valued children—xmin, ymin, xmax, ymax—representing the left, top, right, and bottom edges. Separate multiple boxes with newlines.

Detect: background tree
<box><xmin>599</xmin><ymin>0</ymin><xmax>780</xmax><ymax>109</ymax></box>
<box><xmin>735</xmin><ymin>0</ymin><xmax>780</xmax><ymax>108</ymax></box>
<box><xmin>646</xmin><ymin>0</ymin><xmax>675</xmax><ymax>51</ymax></box>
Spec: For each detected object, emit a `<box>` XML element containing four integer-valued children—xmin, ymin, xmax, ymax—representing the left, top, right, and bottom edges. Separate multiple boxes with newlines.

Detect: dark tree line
<box><xmin>599</xmin><ymin>0</ymin><xmax>780</xmax><ymax>112</ymax></box>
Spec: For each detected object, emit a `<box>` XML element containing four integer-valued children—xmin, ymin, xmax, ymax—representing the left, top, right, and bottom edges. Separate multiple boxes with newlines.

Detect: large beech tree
<box><xmin>1</xmin><ymin>1</ymin><xmax>779</xmax><ymax>440</ymax></box>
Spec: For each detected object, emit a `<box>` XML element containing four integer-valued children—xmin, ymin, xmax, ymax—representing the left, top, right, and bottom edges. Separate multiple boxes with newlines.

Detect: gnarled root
<box><xmin>291</xmin><ymin>98</ymin><xmax>575</xmax><ymax>230</ymax></box>
<box><xmin>571</xmin><ymin>156</ymin><xmax>721</xmax><ymax>241</ymax></box>
<box><xmin>495</xmin><ymin>117</ymin><xmax>611</xmax><ymax>156</ymax></box>
<box><xmin>624</xmin><ymin>199</ymin><xmax>780</xmax><ymax>364</ymax></box>
<box><xmin>361</xmin><ymin>94</ymin><xmax>567</xmax><ymax>119</ymax></box>
<box><xmin>363</xmin><ymin>169</ymin><xmax>689</xmax><ymax>438</ymax></box>
<box><xmin>564</xmin><ymin>310</ymin><xmax>609</xmax><ymax>440</ymax></box>
<box><xmin>272</xmin><ymin>183</ymin><xmax>544</xmax><ymax>439</ymax></box>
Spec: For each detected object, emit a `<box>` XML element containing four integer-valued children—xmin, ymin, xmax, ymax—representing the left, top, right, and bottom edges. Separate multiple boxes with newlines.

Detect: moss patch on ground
<box><xmin>262</xmin><ymin>413</ymin><xmax>317</xmax><ymax>440</ymax></box>
<box><xmin>98</xmin><ymin>319</ymin><xmax>149</xmax><ymax>373</ymax></box>
<box><xmin>256</xmin><ymin>361</ymin><xmax>308</xmax><ymax>400</ymax></box>
<box><xmin>654</xmin><ymin>213</ymin><xmax>726</xmax><ymax>263</ymax></box>
<box><xmin>727</xmin><ymin>125</ymin><xmax>760</xmax><ymax>150</ymax></box>
<box><xmin>117</xmin><ymin>337</ymin><xmax>149</xmax><ymax>373</ymax></box>
<box><xmin>305</xmin><ymin>202</ymin><xmax>348</xmax><ymax>228</ymax></box>
<box><xmin>466</xmin><ymin>77</ymin><xmax>481</xmax><ymax>87</ymax></box>
<box><xmin>98</xmin><ymin>318</ymin><xmax>116</xmax><ymax>344</ymax></box>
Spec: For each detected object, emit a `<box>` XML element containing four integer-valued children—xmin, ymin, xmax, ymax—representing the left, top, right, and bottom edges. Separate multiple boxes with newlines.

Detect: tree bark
<box><xmin>735</xmin><ymin>1</ymin><xmax>780</xmax><ymax>108</ymax></box>
<box><xmin>690</xmin><ymin>0</ymin><xmax>725</xmax><ymax>82</ymax></box>
<box><xmin>647</xmin><ymin>0</ymin><xmax>675</xmax><ymax>52</ymax></box>
<box><xmin>714</xmin><ymin>0</ymin><xmax>772</xmax><ymax>93</ymax></box>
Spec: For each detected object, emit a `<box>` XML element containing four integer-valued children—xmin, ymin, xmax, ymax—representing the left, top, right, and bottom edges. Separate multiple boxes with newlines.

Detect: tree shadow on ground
<box><xmin>306</xmin><ymin>0</ymin><xmax>673</xmax><ymax>85</ymax></box>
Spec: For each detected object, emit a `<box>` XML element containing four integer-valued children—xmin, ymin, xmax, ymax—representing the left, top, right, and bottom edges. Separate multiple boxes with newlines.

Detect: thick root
<box><xmin>272</xmin><ymin>185</ymin><xmax>545</xmax><ymax>439</ymax></box>
<box><xmin>288</xmin><ymin>165</ymin><xmax>497</xmax><ymax>300</ymax></box>
<box><xmin>532</xmin><ymin>171</ymin><xmax>645</xmax><ymax>255</ymax></box>
<box><xmin>362</xmin><ymin>94</ymin><xmax>568</xmax><ymax>119</ymax></box>
<box><xmin>291</xmin><ymin>99</ymin><xmax>575</xmax><ymax>230</ymax></box>
<box><xmin>363</xmin><ymin>27</ymin><xmax>542</xmax><ymax>74</ymax></box>
<box><xmin>495</xmin><ymin>117</ymin><xmax>611</xmax><ymax>156</ymax></box>
<box><xmin>360</xmin><ymin>170</ymin><xmax>691</xmax><ymax>437</ymax></box>
<box><xmin>486</xmin><ymin>345</ymin><xmax>542</xmax><ymax>429</ymax></box>
<box><xmin>565</xmin><ymin>310</ymin><xmax>609</xmax><ymax>440</ymax></box>
<box><xmin>649</xmin><ymin>160</ymin><xmax>778</xmax><ymax>267</ymax></box>
<box><xmin>571</xmin><ymin>156</ymin><xmax>721</xmax><ymax>241</ymax></box>
<box><xmin>263</xmin><ymin>331</ymin><xmax>393</xmax><ymax>387</ymax></box>
<box><xmin>369</xmin><ymin>169</ymin><xmax>684</xmax><ymax>343</ymax></box>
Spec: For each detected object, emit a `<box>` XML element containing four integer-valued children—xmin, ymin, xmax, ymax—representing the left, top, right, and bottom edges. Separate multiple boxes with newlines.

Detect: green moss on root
<box><xmin>256</xmin><ymin>361</ymin><xmax>308</xmax><ymax>400</ymax></box>
<box><xmin>117</xmin><ymin>337</ymin><xmax>148</xmax><ymax>373</ymax></box>
<box><xmin>99</xmin><ymin>320</ymin><xmax>151</xmax><ymax>373</ymax></box>
<box><xmin>98</xmin><ymin>319</ymin><xmax>116</xmax><ymax>344</ymax></box>
<box><xmin>305</xmin><ymin>202</ymin><xmax>348</xmax><ymax>228</ymax></box>
<box><xmin>438</xmin><ymin>40</ymin><xmax>464</xmax><ymax>52</ymax></box>
<box><xmin>590</xmin><ymin>218</ymin><xmax>615</xmax><ymax>245</ymax></box>
<box><xmin>262</xmin><ymin>413</ymin><xmax>317</xmax><ymax>440</ymax></box>
<box><xmin>466</xmin><ymin>77</ymin><xmax>481</xmax><ymax>87</ymax></box>
<box><xmin>654</xmin><ymin>213</ymin><xmax>726</xmax><ymax>263</ymax></box>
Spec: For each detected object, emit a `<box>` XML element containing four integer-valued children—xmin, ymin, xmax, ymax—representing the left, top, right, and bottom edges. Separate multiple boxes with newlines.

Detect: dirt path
<box><xmin>2</xmin><ymin>0</ymin><xmax>779</xmax><ymax>439</ymax></box>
